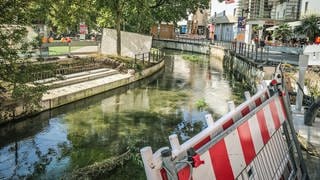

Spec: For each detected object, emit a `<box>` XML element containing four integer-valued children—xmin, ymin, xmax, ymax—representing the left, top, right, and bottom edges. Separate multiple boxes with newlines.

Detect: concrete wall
<box><xmin>210</xmin><ymin>45</ymin><xmax>227</xmax><ymax>60</ymax></box>
<box><xmin>40</xmin><ymin>60</ymin><xmax>165</xmax><ymax>111</ymax></box>
<box><xmin>0</xmin><ymin>60</ymin><xmax>165</xmax><ymax>125</ymax></box>
<box><xmin>101</xmin><ymin>28</ymin><xmax>152</xmax><ymax>57</ymax></box>
<box><xmin>152</xmin><ymin>39</ymin><xmax>210</xmax><ymax>54</ymax></box>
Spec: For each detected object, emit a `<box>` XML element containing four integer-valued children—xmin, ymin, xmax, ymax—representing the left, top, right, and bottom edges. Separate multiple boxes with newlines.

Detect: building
<box><xmin>270</xmin><ymin>0</ymin><xmax>301</xmax><ymax>21</ymax></box>
<box><xmin>189</xmin><ymin>8</ymin><xmax>211</xmax><ymax>36</ymax></box>
<box><xmin>237</xmin><ymin>0</ymin><xmax>301</xmax><ymax>43</ymax></box>
<box><xmin>213</xmin><ymin>13</ymin><xmax>238</xmax><ymax>41</ymax></box>
<box><xmin>150</xmin><ymin>24</ymin><xmax>175</xmax><ymax>39</ymax></box>
<box><xmin>210</xmin><ymin>0</ymin><xmax>239</xmax><ymax>41</ymax></box>
<box><xmin>300</xmin><ymin>0</ymin><xmax>320</xmax><ymax>18</ymax></box>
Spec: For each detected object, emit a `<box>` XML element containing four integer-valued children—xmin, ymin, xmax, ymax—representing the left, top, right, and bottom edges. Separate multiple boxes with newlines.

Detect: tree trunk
<box><xmin>116</xmin><ymin>8</ymin><xmax>121</xmax><ymax>56</ymax></box>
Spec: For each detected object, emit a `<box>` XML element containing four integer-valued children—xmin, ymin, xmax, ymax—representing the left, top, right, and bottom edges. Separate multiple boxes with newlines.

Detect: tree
<box><xmin>295</xmin><ymin>14</ymin><xmax>320</xmax><ymax>42</ymax></box>
<box><xmin>48</xmin><ymin>0</ymin><xmax>98</xmax><ymax>34</ymax></box>
<box><xmin>96</xmin><ymin>0</ymin><xmax>210</xmax><ymax>56</ymax></box>
<box><xmin>150</xmin><ymin>0</ymin><xmax>209</xmax><ymax>23</ymax></box>
<box><xmin>0</xmin><ymin>1</ymin><xmax>46</xmax><ymax>111</ymax></box>
<box><xmin>273</xmin><ymin>23</ymin><xmax>292</xmax><ymax>44</ymax></box>
<box><xmin>96</xmin><ymin>0</ymin><xmax>134</xmax><ymax>56</ymax></box>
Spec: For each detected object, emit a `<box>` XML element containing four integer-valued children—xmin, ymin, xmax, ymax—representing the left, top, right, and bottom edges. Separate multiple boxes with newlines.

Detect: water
<box><xmin>0</xmin><ymin>51</ymin><xmax>257</xmax><ymax>179</ymax></box>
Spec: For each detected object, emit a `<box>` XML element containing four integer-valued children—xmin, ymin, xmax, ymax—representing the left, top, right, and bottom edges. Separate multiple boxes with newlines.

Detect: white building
<box><xmin>300</xmin><ymin>0</ymin><xmax>320</xmax><ymax>18</ymax></box>
<box><xmin>210</xmin><ymin>0</ymin><xmax>239</xmax><ymax>41</ymax></box>
<box><xmin>214</xmin><ymin>15</ymin><xmax>238</xmax><ymax>41</ymax></box>
<box><xmin>210</xmin><ymin>0</ymin><xmax>238</xmax><ymax>17</ymax></box>
<box><xmin>271</xmin><ymin>0</ymin><xmax>300</xmax><ymax>21</ymax></box>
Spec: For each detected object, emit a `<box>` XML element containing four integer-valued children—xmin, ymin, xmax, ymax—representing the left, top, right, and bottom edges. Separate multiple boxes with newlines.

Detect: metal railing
<box><xmin>134</xmin><ymin>49</ymin><xmax>165</xmax><ymax>65</ymax></box>
<box><xmin>37</xmin><ymin>41</ymin><xmax>99</xmax><ymax>57</ymax></box>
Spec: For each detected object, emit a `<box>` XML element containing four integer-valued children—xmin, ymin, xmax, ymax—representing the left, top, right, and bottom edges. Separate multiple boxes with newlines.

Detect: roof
<box><xmin>266</xmin><ymin>21</ymin><xmax>302</xmax><ymax>31</ymax></box>
<box><xmin>213</xmin><ymin>15</ymin><xmax>237</xmax><ymax>24</ymax></box>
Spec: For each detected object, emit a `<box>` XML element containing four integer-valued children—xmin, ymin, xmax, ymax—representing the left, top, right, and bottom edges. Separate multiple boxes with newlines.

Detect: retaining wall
<box><xmin>210</xmin><ymin>45</ymin><xmax>227</xmax><ymax>60</ymax></box>
<box><xmin>41</xmin><ymin>60</ymin><xmax>165</xmax><ymax>110</ymax></box>
<box><xmin>101</xmin><ymin>29</ymin><xmax>152</xmax><ymax>58</ymax></box>
<box><xmin>153</xmin><ymin>39</ymin><xmax>210</xmax><ymax>54</ymax></box>
<box><xmin>0</xmin><ymin>61</ymin><xmax>165</xmax><ymax>125</ymax></box>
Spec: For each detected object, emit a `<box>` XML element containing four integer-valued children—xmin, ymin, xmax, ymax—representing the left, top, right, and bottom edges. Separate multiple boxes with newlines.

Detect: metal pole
<box><xmin>295</xmin><ymin>55</ymin><xmax>309</xmax><ymax>111</ymax></box>
<box><xmin>142</xmin><ymin>53</ymin><xmax>144</xmax><ymax>64</ymax></box>
<box><xmin>68</xmin><ymin>43</ymin><xmax>71</xmax><ymax>56</ymax></box>
<box><xmin>251</xmin><ymin>45</ymin><xmax>254</xmax><ymax>59</ymax></box>
<box><xmin>281</xmin><ymin>86</ymin><xmax>310</xmax><ymax>180</ymax></box>
<box><xmin>260</xmin><ymin>47</ymin><xmax>263</xmax><ymax>62</ymax></box>
<box><xmin>134</xmin><ymin>55</ymin><xmax>137</xmax><ymax>64</ymax></box>
<box><xmin>266</xmin><ymin>47</ymin><xmax>269</xmax><ymax>63</ymax></box>
<box><xmin>255</xmin><ymin>46</ymin><xmax>258</xmax><ymax>61</ymax></box>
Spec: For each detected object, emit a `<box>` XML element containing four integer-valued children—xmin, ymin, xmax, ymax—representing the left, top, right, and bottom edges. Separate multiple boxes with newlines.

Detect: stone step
<box><xmin>44</xmin><ymin>69</ymin><xmax>119</xmax><ymax>88</ymax></box>
<box><xmin>34</xmin><ymin>68</ymin><xmax>111</xmax><ymax>84</ymax></box>
<box><xmin>42</xmin><ymin>73</ymin><xmax>132</xmax><ymax>100</ymax></box>
<box><xmin>62</xmin><ymin>68</ymin><xmax>110</xmax><ymax>79</ymax></box>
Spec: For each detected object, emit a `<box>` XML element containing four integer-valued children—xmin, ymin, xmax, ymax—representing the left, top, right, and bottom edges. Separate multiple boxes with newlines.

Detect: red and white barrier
<box><xmin>161</xmin><ymin>96</ymin><xmax>287</xmax><ymax>180</ymax></box>
<box><xmin>170</xmin><ymin>83</ymin><xmax>270</xmax><ymax>157</ymax></box>
<box><xmin>140</xmin><ymin>74</ymin><xmax>306</xmax><ymax>180</ymax></box>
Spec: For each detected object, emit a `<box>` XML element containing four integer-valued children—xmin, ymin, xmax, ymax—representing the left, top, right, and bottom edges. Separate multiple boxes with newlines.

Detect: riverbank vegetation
<box><xmin>195</xmin><ymin>98</ymin><xmax>208</xmax><ymax>110</ymax></box>
<box><xmin>182</xmin><ymin>54</ymin><xmax>203</xmax><ymax>62</ymax></box>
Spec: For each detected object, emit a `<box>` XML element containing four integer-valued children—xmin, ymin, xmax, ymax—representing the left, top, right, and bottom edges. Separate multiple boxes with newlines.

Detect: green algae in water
<box><xmin>195</xmin><ymin>98</ymin><xmax>208</xmax><ymax>110</ymax></box>
<box><xmin>182</xmin><ymin>54</ymin><xmax>203</xmax><ymax>62</ymax></box>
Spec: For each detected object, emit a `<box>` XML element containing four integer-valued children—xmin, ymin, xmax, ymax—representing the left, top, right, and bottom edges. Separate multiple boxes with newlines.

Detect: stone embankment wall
<box><xmin>153</xmin><ymin>39</ymin><xmax>210</xmax><ymax>54</ymax></box>
<box><xmin>40</xmin><ymin>61</ymin><xmax>165</xmax><ymax>110</ymax></box>
<box><xmin>209</xmin><ymin>45</ymin><xmax>228</xmax><ymax>60</ymax></box>
<box><xmin>0</xmin><ymin>61</ymin><xmax>165</xmax><ymax>125</ymax></box>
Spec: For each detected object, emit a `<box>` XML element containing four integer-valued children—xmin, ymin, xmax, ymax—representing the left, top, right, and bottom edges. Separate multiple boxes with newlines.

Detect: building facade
<box><xmin>237</xmin><ymin>0</ymin><xmax>301</xmax><ymax>43</ymax></box>
<box><xmin>210</xmin><ymin>0</ymin><xmax>239</xmax><ymax>41</ymax></box>
<box><xmin>300</xmin><ymin>0</ymin><xmax>320</xmax><ymax>18</ymax></box>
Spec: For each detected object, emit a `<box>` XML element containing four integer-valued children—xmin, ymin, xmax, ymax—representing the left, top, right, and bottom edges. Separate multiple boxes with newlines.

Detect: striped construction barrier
<box><xmin>141</xmin><ymin>66</ymin><xmax>308</xmax><ymax>180</ymax></box>
<box><xmin>174</xmin><ymin>96</ymin><xmax>289</xmax><ymax>180</ymax></box>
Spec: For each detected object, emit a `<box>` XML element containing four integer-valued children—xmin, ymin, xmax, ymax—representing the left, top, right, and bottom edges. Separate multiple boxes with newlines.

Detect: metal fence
<box><xmin>214</xmin><ymin>41</ymin><xmax>301</xmax><ymax>66</ymax></box>
<box><xmin>134</xmin><ymin>49</ymin><xmax>165</xmax><ymax>65</ymax></box>
<box><xmin>153</xmin><ymin>38</ymin><xmax>301</xmax><ymax>65</ymax></box>
<box><xmin>38</xmin><ymin>41</ymin><xmax>99</xmax><ymax>57</ymax></box>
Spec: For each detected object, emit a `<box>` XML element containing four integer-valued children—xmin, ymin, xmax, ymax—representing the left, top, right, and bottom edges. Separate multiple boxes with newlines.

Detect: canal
<box><xmin>0</xmin><ymin>50</ymin><xmax>259</xmax><ymax>179</ymax></box>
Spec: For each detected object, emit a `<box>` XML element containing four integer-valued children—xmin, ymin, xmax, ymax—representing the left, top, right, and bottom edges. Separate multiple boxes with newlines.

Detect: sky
<box><xmin>211</xmin><ymin>0</ymin><xmax>238</xmax><ymax>16</ymax></box>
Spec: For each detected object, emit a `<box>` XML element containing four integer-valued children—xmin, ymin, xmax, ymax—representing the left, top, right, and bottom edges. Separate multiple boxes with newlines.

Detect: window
<box><xmin>305</xmin><ymin>2</ymin><xmax>309</xmax><ymax>14</ymax></box>
<box><xmin>292</xmin><ymin>6</ymin><xmax>295</xmax><ymax>16</ymax></box>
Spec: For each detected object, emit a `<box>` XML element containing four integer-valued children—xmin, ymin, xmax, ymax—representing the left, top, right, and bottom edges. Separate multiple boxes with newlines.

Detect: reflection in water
<box><xmin>0</xmin><ymin>51</ymin><xmax>256</xmax><ymax>179</ymax></box>
<box><xmin>223</xmin><ymin>55</ymin><xmax>263</xmax><ymax>105</ymax></box>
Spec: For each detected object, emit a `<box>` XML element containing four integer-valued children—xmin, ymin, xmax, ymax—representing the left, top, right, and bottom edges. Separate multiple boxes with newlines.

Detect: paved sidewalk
<box><xmin>71</xmin><ymin>46</ymin><xmax>98</xmax><ymax>53</ymax></box>
<box><xmin>42</xmin><ymin>73</ymin><xmax>131</xmax><ymax>101</ymax></box>
<box><xmin>292</xmin><ymin>109</ymin><xmax>320</xmax><ymax>147</ymax></box>
<box><xmin>291</xmin><ymin>107</ymin><xmax>320</xmax><ymax>179</ymax></box>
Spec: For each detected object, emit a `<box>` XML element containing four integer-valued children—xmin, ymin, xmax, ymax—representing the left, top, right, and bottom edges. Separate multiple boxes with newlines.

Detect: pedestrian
<box><xmin>315</xmin><ymin>36</ymin><xmax>320</xmax><ymax>44</ymax></box>
<box><xmin>66</xmin><ymin>37</ymin><xmax>71</xmax><ymax>43</ymax></box>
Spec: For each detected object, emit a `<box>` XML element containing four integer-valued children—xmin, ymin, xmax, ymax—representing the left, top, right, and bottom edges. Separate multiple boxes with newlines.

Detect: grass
<box><xmin>195</xmin><ymin>98</ymin><xmax>208</xmax><ymax>110</ymax></box>
<box><xmin>182</xmin><ymin>55</ymin><xmax>202</xmax><ymax>62</ymax></box>
<box><xmin>48</xmin><ymin>46</ymin><xmax>83</xmax><ymax>55</ymax></box>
